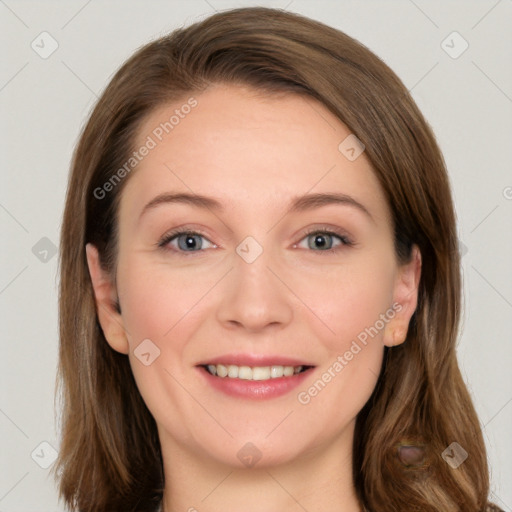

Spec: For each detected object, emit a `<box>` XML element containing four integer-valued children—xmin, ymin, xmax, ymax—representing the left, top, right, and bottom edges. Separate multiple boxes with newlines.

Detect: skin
<box><xmin>86</xmin><ymin>83</ymin><xmax>421</xmax><ymax>512</ymax></box>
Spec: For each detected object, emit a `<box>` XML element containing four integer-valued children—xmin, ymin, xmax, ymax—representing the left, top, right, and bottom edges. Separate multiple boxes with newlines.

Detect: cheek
<box><xmin>293</xmin><ymin>254</ymin><xmax>396</xmax><ymax>351</ymax></box>
<box><xmin>115</xmin><ymin>259</ymin><xmax>207</xmax><ymax>433</ymax></box>
<box><xmin>292</xmin><ymin>260</ymin><xmax>394</xmax><ymax>424</ymax></box>
<box><xmin>117</xmin><ymin>256</ymin><xmax>201</xmax><ymax>347</ymax></box>
<box><xmin>116</xmin><ymin>255</ymin><xmax>216</xmax><ymax>392</ymax></box>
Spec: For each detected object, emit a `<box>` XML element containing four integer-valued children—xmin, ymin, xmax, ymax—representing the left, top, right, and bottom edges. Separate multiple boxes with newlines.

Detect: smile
<box><xmin>205</xmin><ymin>364</ymin><xmax>309</xmax><ymax>380</ymax></box>
<box><xmin>198</xmin><ymin>362</ymin><xmax>315</xmax><ymax>400</ymax></box>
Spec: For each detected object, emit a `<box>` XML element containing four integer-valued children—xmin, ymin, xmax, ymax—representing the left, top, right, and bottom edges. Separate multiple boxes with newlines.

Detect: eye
<box><xmin>295</xmin><ymin>228</ymin><xmax>353</xmax><ymax>253</ymax></box>
<box><xmin>158</xmin><ymin>229</ymin><xmax>217</xmax><ymax>254</ymax></box>
<box><xmin>157</xmin><ymin>226</ymin><xmax>353</xmax><ymax>256</ymax></box>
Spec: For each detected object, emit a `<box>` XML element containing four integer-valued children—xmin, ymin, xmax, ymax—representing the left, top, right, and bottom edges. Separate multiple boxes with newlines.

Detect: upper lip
<box><xmin>197</xmin><ymin>353</ymin><xmax>314</xmax><ymax>367</ymax></box>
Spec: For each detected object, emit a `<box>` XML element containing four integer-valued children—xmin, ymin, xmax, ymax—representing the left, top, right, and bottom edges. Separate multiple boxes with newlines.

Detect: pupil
<box><xmin>181</xmin><ymin>235</ymin><xmax>198</xmax><ymax>250</ymax></box>
<box><xmin>314</xmin><ymin>234</ymin><xmax>329</xmax><ymax>249</ymax></box>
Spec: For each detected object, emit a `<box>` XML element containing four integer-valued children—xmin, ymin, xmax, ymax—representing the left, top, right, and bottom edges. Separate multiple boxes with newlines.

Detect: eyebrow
<box><xmin>139</xmin><ymin>191</ymin><xmax>373</xmax><ymax>222</ymax></box>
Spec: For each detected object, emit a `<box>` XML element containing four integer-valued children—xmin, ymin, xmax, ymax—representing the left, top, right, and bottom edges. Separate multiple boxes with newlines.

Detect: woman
<box><xmin>52</xmin><ymin>6</ymin><xmax>504</xmax><ymax>512</ymax></box>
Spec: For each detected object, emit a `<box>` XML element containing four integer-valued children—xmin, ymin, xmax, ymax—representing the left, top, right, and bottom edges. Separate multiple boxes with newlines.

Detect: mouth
<box><xmin>202</xmin><ymin>363</ymin><xmax>314</xmax><ymax>381</ymax></box>
<box><xmin>197</xmin><ymin>359</ymin><xmax>315</xmax><ymax>400</ymax></box>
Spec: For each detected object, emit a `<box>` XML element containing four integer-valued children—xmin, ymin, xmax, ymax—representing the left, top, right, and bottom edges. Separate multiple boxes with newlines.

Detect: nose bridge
<box><xmin>215</xmin><ymin>234</ymin><xmax>293</xmax><ymax>330</ymax></box>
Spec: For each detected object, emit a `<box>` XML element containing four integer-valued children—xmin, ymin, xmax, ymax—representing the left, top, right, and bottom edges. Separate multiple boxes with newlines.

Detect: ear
<box><xmin>383</xmin><ymin>245</ymin><xmax>422</xmax><ymax>347</ymax></box>
<box><xmin>85</xmin><ymin>243</ymin><xmax>129</xmax><ymax>354</ymax></box>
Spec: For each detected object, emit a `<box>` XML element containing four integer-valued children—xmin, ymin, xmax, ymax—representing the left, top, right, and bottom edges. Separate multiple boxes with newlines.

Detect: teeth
<box><xmin>283</xmin><ymin>366</ymin><xmax>294</xmax><ymax>377</ymax></box>
<box><xmin>270</xmin><ymin>365</ymin><xmax>283</xmax><ymax>378</ymax></box>
<box><xmin>238</xmin><ymin>366</ymin><xmax>252</xmax><ymax>380</ymax></box>
<box><xmin>252</xmin><ymin>366</ymin><xmax>269</xmax><ymax>380</ymax></box>
<box><xmin>216</xmin><ymin>364</ymin><xmax>227</xmax><ymax>377</ymax></box>
<box><xmin>227</xmin><ymin>365</ymin><xmax>238</xmax><ymax>378</ymax></box>
<box><xmin>206</xmin><ymin>364</ymin><xmax>304</xmax><ymax>380</ymax></box>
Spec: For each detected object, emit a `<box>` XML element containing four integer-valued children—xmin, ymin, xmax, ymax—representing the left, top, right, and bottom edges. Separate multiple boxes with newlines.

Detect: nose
<box><xmin>215</xmin><ymin>241</ymin><xmax>294</xmax><ymax>333</ymax></box>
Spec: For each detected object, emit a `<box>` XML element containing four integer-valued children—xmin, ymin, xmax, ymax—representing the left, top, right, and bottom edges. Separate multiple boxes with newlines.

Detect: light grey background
<box><xmin>1</xmin><ymin>0</ymin><xmax>511</xmax><ymax>510</ymax></box>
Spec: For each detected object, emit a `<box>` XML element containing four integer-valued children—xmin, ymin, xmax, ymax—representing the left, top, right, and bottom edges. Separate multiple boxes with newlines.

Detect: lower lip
<box><xmin>197</xmin><ymin>366</ymin><xmax>314</xmax><ymax>400</ymax></box>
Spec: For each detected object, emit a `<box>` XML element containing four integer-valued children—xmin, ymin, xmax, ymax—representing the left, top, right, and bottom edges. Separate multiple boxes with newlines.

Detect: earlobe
<box><xmin>383</xmin><ymin>245</ymin><xmax>422</xmax><ymax>348</ymax></box>
<box><xmin>85</xmin><ymin>243</ymin><xmax>129</xmax><ymax>355</ymax></box>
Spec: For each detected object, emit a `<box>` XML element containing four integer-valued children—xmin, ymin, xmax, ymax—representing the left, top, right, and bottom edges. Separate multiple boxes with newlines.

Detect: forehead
<box><xmin>121</xmin><ymin>84</ymin><xmax>389</xmax><ymax>224</ymax></box>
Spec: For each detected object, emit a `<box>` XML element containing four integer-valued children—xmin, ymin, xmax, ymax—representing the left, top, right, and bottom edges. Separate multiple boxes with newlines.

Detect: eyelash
<box><xmin>157</xmin><ymin>226</ymin><xmax>354</xmax><ymax>256</ymax></box>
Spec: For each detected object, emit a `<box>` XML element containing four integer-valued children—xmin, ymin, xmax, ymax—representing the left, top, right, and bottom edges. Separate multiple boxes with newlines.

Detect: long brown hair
<box><xmin>53</xmin><ymin>7</ymin><xmax>500</xmax><ymax>511</ymax></box>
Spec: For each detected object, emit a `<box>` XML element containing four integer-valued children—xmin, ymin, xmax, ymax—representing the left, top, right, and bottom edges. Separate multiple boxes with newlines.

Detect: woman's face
<box><xmin>88</xmin><ymin>83</ymin><xmax>420</xmax><ymax>469</ymax></box>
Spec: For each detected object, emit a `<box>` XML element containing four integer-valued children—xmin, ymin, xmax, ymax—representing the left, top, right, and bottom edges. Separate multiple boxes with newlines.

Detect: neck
<box><xmin>159</xmin><ymin>421</ymin><xmax>363</xmax><ymax>512</ymax></box>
